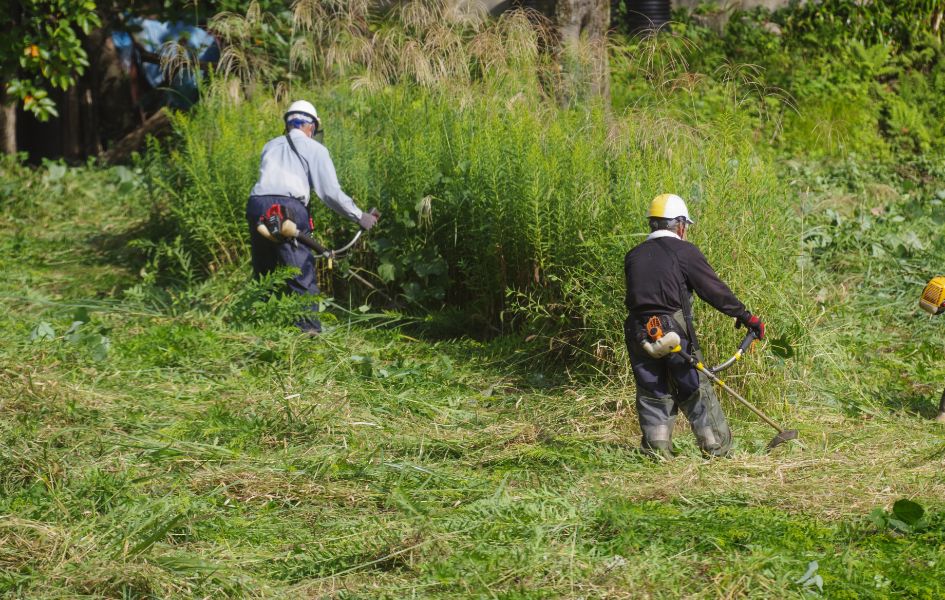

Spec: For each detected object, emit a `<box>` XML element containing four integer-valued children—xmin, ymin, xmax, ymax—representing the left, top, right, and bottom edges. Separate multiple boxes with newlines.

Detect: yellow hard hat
<box><xmin>920</xmin><ymin>276</ymin><xmax>945</xmax><ymax>315</ymax></box>
<box><xmin>648</xmin><ymin>193</ymin><xmax>693</xmax><ymax>224</ymax></box>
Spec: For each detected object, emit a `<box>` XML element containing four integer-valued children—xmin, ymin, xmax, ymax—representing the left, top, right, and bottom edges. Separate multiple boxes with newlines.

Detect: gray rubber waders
<box><xmin>637</xmin><ymin>393</ymin><xmax>676</xmax><ymax>459</ymax></box>
<box><xmin>680</xmin><ymin>377</ymin><xmax>733</xmax><ymax>457</ymax></box>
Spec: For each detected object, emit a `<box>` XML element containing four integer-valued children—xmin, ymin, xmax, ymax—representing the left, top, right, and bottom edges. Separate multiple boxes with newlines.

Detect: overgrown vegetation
<box><xmin>3</xmin><ymin>0</ymin><xmax>945</xmax><ymax>596</ymax></box>
<box><xmin>154</xmin><ymin>3</ymin><xmax>808</xmax><ymax>380</ymax></box>
<box><xmin>644</xmin><ymin>0</ymin><xmax>945</xmax><ymax>158</ymax></box>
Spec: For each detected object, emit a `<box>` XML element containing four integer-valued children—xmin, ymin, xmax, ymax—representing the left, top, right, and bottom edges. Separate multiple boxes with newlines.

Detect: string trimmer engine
<box><xmin>258</xmin><ymin>204</ymin><xmax>288</xmax><ymax>243</ymax></box>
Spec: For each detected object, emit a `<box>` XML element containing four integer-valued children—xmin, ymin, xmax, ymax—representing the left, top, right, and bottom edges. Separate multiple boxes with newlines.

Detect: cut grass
<box><xmin>1</xmin><ymin>162</ymin><xmax>945</xmax><ymax>598</ymax></box>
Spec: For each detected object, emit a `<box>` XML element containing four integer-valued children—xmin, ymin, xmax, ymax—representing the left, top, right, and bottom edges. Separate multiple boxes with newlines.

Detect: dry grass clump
<box><xmin>594</xmin><ymin>408</ymin><xmax>945</xmax><ymax>519</ymax></box>
<box><xmin>202</xmin><ymin>0</ymin><xmax>598</xmax><ymax>101</ymax></box>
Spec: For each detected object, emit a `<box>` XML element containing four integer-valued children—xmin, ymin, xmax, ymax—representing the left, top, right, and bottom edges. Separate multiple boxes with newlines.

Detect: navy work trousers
<box><xmin>631</xmin><ymin>333</ymin><xmax>701</xmax><ymax>399</ymax></box>
<box><xmin>625</xmin><ymin>313</ymin><xmax>732</xmax><ymax>457</ymax></box>
<box><xmin>246</xmin><ymin>195</ymin><xmax>321</xmax><ymax>333</ymax></box>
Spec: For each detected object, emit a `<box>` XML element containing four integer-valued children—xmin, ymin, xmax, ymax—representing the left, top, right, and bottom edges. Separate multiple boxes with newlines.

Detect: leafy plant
<box><xmin>29</xmin><ymin>311</ymin><xmax>111</xmax><ymax>362</ymax></box>
<box><xmin>870</xmin><ymin>499</ymin><xmax>929</xmax><ymax>534</ymax></box>
<box><xmin>221</xmin><ymin>266</ymin><xmax>332</xmax><ymax>329</ymax></box>
<box><xmin>1</xmin><ymin>0</ymin><xmax>101</xmax><ymax>120</ymax></box>
<box><xmin>794</xmin><ymin>560</ymin><xmax>823</xmax><ymax>593</ymax></box>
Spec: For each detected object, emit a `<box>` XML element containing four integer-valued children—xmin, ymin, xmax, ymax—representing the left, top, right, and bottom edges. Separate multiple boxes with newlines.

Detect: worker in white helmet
<box><xmin>247</xmin><ymin>100</ymin><xmax>379</xmax><ymax>334</ymax></box>
<box><xmin>624</xmin><ymin>194</ymin><xmax>765</xmax><ymax>458</ymax></box>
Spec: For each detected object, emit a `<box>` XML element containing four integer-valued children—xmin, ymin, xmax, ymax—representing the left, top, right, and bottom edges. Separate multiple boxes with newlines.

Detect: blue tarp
<box><xmin>112</xmin><ymin>19</ymin><xmax>220</xmax><ymax>108</ymax></box>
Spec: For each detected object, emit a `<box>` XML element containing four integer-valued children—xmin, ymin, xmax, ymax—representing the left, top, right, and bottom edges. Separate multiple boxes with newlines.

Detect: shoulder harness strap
<box><xmin>285</xmin><ymin>132</ymin><xmax>316</xmax><ymax>192</ymax></box>
<box><xmin>652</xmin><ymin>238</ymin><xmax>701</xmax><ymax>353</ymax></box>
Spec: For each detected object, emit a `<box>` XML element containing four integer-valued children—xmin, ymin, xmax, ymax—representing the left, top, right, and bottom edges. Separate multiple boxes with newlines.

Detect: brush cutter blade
<box><xmin>766</xmin><ymin>429</ymin><xmax>799</xmax><ymax>450</ymax></box>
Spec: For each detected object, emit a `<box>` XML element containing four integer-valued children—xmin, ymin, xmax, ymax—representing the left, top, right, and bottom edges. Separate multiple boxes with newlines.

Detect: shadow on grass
<box><xmin>83</xmin><ymin>212</ymin><xmax>167</xmax><ymax>271</ymax></box>
<box><xmin>880</xmin><ymin>386</ymin><xmax>945</xmax><ymax>419</ymax></box>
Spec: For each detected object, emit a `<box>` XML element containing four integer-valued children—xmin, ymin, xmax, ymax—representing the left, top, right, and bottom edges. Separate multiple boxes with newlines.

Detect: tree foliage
<box><xmin>1</xmin><ymin>0</ymin><xmax>102</xmax><ymax>120</ymax></box>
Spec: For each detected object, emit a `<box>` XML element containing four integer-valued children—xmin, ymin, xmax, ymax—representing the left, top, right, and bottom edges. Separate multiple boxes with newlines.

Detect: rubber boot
<box><xmin>640</xmin><ymin>422</ymin><xmax>675</xmax><ymax>460</ymax></box>
<box><xmin>679</xmin><ymin>379</ymin><xmax>732</xmax><ymax>458</ymax></box>
<box><xmin>637</xmin><ymin>393</ymin><xmax>676</xmax><ymax>460</ymax></box>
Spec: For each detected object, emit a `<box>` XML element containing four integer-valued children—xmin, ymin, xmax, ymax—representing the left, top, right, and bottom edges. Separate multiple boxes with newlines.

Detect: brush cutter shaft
<box><xmin>295</xmin><ymin>231</ymin><xmax>329</xmax><ymax>256</ymax></box>
<box><xmin>291</xmin><ymin>224</ymin><xmax>361</xmax><ymax>258</ymax></box>
<box><xmin>694</xmin><ymin>360</ymin><xmax>784</xmax><ymax>432</ymax></box>
<box><xmin>674</xmin><ymin>345</ymin><xmax>799</xmax><ymax>450</ymax></box>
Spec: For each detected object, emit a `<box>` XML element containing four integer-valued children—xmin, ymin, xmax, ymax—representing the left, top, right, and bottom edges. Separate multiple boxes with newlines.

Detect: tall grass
<box><xmin>150</xmin><ymin>5</ymin><xmax>813</xmax><ymax>396</ymax></box>
<box><xmin>158</xmin><ymin>81</ymin><xmax>805</xmax><ymax>375</ymax></box>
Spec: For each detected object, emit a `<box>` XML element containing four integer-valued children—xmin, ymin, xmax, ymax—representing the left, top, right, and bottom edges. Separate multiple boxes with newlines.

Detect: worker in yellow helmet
<box><xmin>919</xmin><ymin>277</ymin><xmax>945</xmax><ymax>422</ymax></box>
<box><xmin>623</xmin><ymin>194</ymin><xmax>765</xmax><ymax>458</ymax></box>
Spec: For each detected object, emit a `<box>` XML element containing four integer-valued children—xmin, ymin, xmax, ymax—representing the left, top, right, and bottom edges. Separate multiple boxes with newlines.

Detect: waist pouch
<box><xmin>632</xmin><ymin>313</ymin><xmax>685</xmax><ymax>339</ymax></box>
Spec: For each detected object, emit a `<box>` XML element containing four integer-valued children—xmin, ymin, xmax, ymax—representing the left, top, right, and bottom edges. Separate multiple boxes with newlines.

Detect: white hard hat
<box><xmin>284</xmin><ymin>100</ymin><xmax>319</xmax><ymax>126</ymax></box>
<box><xmin>648</xmin><ymin>193</ymin><xmax>693</xmax><ymax>224</ymax></box>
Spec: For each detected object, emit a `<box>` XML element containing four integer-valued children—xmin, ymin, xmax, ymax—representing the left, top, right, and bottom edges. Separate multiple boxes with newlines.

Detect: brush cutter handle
<box><xmin>332</xmin><ymin>228</ymin><xmax>363</xmax><ymax>256</ymax></box>
<box><xmin>324</xmin><ymin>208</ymin><xmax>377</xmax><ymax>257</ymax></box>
<box><xmin>709</xmin><ymin>331</ymin><xmax>757</xmax><ymax>374</ymax></box>
<box><xmin>738</xmin><ymin>331</ymin><xmax>757</xmax><ymax>354</ymax></box>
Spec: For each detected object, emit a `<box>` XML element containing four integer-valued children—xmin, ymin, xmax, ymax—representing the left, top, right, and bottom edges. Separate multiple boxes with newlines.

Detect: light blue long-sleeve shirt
<box><xmin>250</xmin><ymin>129</ymin><xmax>363</xmax><ymax>221</ymax></box>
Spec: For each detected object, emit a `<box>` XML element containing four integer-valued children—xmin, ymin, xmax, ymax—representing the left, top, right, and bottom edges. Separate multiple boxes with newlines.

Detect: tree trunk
<box><xmin>88</xmin><ymin>28</ymin><xmax>139</xmax><ymax>151</ymax></box>
<box><xmin>83</xmin><ymin>30</ymin><xmax>103</xmax><ymax>157</ymax></box>
<box><xmin>63</xmin><ymin>85</ymin><xmax>82</xmax><ymax>160</ymax></box>
<box><xmin>554</xmin><ymin>0</ymin><xmax>611</xmax><ymax>100</ymax></box>
<box><xmin>100</xmin><ymin>109</ymin><xmax>171</xmax><ymax>164</ymax></box>
<box><xmin>0</xmin><ymin>96</ymin><xmax>16</xmax><ymax>155</ymax></box>
<box><xmin>518</xmin><ymin>0</ymin><xmax>611</xmax><ymax>103</ymax></box>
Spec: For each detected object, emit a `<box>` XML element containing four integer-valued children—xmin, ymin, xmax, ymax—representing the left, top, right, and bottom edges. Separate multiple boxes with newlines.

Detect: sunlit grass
<box><xmin>1</xmin><ymin>158</ymin><xmax>944</xmax><ymax>597</ymax></box>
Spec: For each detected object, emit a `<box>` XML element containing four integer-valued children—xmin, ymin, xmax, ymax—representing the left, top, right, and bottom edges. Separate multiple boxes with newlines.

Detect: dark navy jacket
<box><xmin>624</xmin><ymin>232</ymin><xmax>748</xmax><ymax>322</ymax></box>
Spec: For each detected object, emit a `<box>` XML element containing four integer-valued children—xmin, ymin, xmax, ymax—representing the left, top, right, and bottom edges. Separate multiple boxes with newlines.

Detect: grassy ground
<box><xmin>1</xmin><ymin>164</ymin><xmax>945</xmax><ymax>598</ymax></box>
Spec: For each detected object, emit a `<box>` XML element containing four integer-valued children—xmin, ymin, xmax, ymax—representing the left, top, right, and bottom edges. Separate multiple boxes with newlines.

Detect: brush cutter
<box><xmin>919</xmin><ymin>277</ymin><xmax>945</xmax><ymax>422</ymax></box>
<box><xmin>256</xmin><ymin>203</ymin><xmax>384</xmax><ymax>295</ymax></box>
<box><xmin>256</xmin><ymin>203</ymin><xmax>374</xmax><ymax>266</ymax></box>
<box><xmin>670</xmin><ymin>331</ymin><xmax>799</xmax><ymax>451</ymax></box>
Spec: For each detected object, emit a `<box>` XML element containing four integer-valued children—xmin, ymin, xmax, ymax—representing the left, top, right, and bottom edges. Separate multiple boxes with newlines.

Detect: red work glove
<box><xmin>736</xmin><ymin>313</ymin><xmax>765</xmax><ymax>340</ymax></box>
